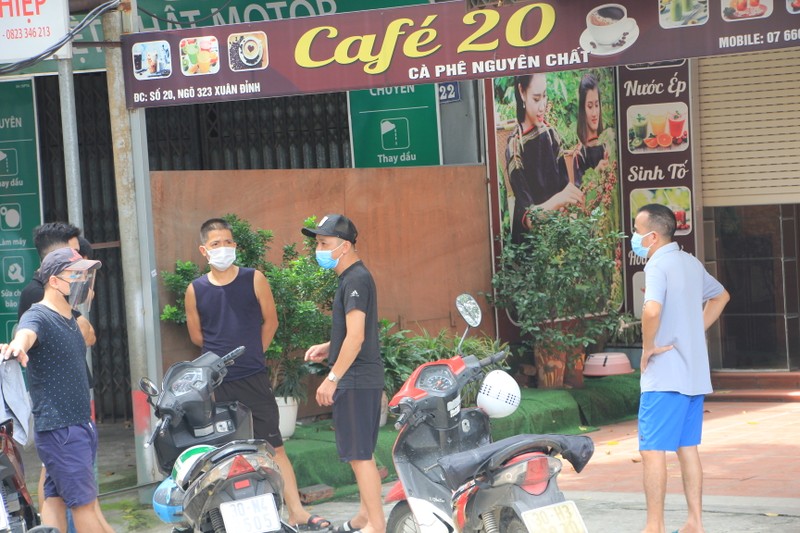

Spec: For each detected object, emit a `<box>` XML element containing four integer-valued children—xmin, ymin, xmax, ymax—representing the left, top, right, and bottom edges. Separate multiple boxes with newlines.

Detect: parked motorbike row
<box><xmin>136</xmin><ymin>293</ymin><xmax>593</xmax><ymax>533</ymax></box>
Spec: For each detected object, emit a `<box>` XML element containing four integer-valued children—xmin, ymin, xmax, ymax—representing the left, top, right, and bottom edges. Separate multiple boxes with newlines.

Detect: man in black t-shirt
<box><xmin>1</xmin><ymin>247</ymin><xmax>112</xmax><ymax>532</ymax></box>
<box><xmin>16</xmin><ymin>222</ymin><xmax>103</xmax><ymax>533</ymax></box>
<box><xmin>303</xmin><ymin>214</ymin><xmax>385</xmax><ymax>533</ymax></box>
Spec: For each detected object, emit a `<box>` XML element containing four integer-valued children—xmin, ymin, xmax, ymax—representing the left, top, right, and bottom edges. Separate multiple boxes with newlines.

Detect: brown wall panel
<box><xmin>152</xmin><ymin>165</ymin><xmax>494</xmax><ymax>410</ymax></box>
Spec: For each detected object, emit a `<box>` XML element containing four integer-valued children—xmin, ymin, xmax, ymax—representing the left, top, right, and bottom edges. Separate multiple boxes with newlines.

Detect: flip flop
<box><xmin>296</xmin><ymin>514</ymin><xmax>332</xmax><ymax>531</ymax></box>
<box><xmin>334</xmin><ymin>521</ymin><xmax>357</xmax><ymax>533</ymax></box>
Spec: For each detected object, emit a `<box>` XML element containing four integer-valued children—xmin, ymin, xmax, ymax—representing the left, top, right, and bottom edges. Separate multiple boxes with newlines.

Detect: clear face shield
<box><xmin>59</xmin><ymin>268</ymin><xmax>98</xmax><ymax>314</ymax></box>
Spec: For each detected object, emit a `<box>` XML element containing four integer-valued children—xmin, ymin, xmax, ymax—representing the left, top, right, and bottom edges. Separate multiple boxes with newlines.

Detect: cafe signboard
<box><xmin>121</xmin><ymin>0</ymin><xmax>800</xmax><ymax>108</ymax></box>
<box><xmin>6</xmin><ymin>0</ymin><xmax>427</xmax><ymax>75</ymax></box>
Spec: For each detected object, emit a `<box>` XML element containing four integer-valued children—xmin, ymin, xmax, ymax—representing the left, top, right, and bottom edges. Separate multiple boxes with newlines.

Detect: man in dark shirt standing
<box><xmin>303</xmin><ymin>214</ymin><xmax>385</xmax><ymax>533</ymax></box>
<box><xmin>184</xmin><ymin>218</ymin><xmax>331</xmax><ymax>531</ymax></box>
<box><xmin>0</xmin><ymin>247</ymin><xmax>112</xmax><ymax>533</ymax></box>
<box><xmin>16</xmin><ymin>222</ymin><xmax>104</xmax><ymax>533</ymax></box>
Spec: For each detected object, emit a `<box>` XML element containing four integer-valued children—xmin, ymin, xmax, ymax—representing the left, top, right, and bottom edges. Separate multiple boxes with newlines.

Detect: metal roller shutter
<box><xmin>697</xmin><ymin>46</ymin><xmax>800</xmax><ymax>207</ymax></box>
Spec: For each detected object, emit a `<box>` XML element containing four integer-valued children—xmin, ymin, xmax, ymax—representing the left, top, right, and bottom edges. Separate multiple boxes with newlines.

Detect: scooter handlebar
<box><xmin>393</xmin><ymin>398</ymin><xmax>416</xmax><ymax>430</ymax></box>
<box><xmin>220</xmin><ymin>346</ymin><xmax>246</xmax><ymax>365</ymax></box>
<box><xmin>480</xmin><ymin>350</ymin><xmax>508</xmax><ymax>367</ymax></box>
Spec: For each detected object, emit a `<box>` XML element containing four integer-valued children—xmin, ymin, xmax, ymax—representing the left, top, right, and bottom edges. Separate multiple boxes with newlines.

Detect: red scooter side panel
<box><xmin>384</xmin><ymin>481</ymin><xmax>406</xmax><ymax>503</ymax></box>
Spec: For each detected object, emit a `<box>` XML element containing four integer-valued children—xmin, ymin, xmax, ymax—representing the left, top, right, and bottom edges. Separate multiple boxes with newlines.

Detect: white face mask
<box><xmin>205</xmin><ymin>246</ymin><xmax>236</xmax><ymax>271</ymax></box>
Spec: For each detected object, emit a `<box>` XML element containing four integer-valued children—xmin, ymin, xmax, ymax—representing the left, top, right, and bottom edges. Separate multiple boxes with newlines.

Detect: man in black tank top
<box><xmin>303</xmin><ymin>214</ymin><xmax>385</xmax><ymax>533</ymax></box>
<box><xmin>185</xmin><ymin>218</ymin><xmax>332</xmax><ymax>532</ymax></box>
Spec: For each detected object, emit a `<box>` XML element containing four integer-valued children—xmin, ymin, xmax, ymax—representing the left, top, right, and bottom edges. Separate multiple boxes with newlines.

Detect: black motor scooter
<box><xmin>140</xmin><ymin>346</ymin><xmax>294</xmax><ymax>533</ymax></box>
<box><xmin>385</xmin><ymin>294</ymin><xmax>594</xmax><ymax>532</ymax></box>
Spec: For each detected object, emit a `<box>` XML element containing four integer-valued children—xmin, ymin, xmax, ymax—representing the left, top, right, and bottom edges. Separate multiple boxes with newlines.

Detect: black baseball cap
<box><xmin>301</xmin><ymin>214</ymin><xmax>358</xmax><ymax>244</ymax></box>
<box><xmin>39</xmin><ymin>247</ymin><xmax>101</xmax><ymax>280</ymax></box>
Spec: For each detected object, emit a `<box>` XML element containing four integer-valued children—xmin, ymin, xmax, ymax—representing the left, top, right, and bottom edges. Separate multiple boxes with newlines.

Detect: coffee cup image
<box><xmin>586</xmin><ymin>3</ymin><xmax>629</xmax><ymax>46</ymax></box>
<box><xmin>239</xmin><ymin>37</ymin><xmax>263</xmax><ymax>67</ymax></box>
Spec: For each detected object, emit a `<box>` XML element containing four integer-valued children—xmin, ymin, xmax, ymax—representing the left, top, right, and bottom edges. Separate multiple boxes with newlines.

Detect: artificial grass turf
<box><xmin>571</xmin><ymin>372</ymin><xmax>642</xmax><ymax>426</ymax></box>
<box><xmin>284</xmin><ymin>372</ymin><xmax>640</xmax><ymax>493</ymax></box>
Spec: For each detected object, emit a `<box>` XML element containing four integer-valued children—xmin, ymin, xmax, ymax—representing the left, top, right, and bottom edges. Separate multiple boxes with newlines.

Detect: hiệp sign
<box><xmin>0</xmin><ymin>0</ymin><xmax>71</xmax><ymax>63</ymax></box>
<box><xmin>349</xmin><ymin>84</ymin><xmax>441</xmax><ymax>168</ymax></box>
<box><xmin>0</xmin><ymin>79</ymin><xmax>43</xmax><ymax>342</ymax></box>
<box><xmin>120</xmin><ymin>0</ymin><xmax>800</xmax><ymax>108</ymax></box>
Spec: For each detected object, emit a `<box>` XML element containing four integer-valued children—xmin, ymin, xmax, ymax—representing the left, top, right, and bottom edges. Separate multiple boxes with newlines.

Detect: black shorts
<box><xmin>215</xmin><ymin>371</ymin><xmax>283</xmax><ymax>448</ymax></box>
<box><xmin>332</xmin><ymin>388</ymin><xmax>382</xmax><ymax>462</ymax></box>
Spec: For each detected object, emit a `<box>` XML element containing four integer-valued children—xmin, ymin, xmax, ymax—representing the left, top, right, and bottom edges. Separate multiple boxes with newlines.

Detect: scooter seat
<box><xmin>437</xmin><ymin>433</ymin><xmax>594</xmax><ymax>491</ymax></box>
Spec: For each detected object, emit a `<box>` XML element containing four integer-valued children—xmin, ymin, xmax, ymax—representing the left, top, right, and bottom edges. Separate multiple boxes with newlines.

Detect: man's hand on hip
<box><xmin>641</xmin><ymin>344</ymin><xmax>674</xmax><ymax>372</ymax></box>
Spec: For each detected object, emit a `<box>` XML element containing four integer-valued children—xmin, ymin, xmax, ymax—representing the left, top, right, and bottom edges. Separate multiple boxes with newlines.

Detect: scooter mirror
<box><xmin>455</xmin><ymin>294</ymin><xmax>481</xmax><ymax>328</ymax></box>
<box><xmin>139</xmin><ymin>377</ymin><xmax>160</xmax><ymax>397</ymax></box>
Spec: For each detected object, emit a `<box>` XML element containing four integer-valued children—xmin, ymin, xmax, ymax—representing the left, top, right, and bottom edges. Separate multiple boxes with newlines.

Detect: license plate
<box><xmin>219</xmin><ymin>493</ymin><xmax>282</xmax><ymax>533</ymax></box>
<box><xmin>521</xmin><ymin>500</ymin><xmax>587</xmax><ymax>533</ymax></box>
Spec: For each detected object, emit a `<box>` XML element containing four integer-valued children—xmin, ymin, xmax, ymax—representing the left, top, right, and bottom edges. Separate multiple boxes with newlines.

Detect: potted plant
<box><xmin>160</xmin><ymin>214</ymin><xmax>336</xmax><ymax>438</ymax></box>
<box><xmin>491</xmin><ymin>206</ymin><xmax>623</xmax><ymax>389</ymax></box>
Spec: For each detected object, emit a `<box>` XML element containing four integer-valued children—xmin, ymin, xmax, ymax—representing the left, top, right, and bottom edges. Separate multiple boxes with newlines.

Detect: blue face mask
<box><xmin>315</xmin><ymin>241</ymin><xmax>345</xmax><ymax>270</ymax></box>
<box><xmin>630</xmin><ymin>231</ymin><xmax>654</xmax><ymax>259</ymax></box>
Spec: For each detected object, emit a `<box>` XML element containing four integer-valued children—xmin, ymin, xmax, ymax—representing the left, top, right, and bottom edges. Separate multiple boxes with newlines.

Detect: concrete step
<box><xmin>708</xmin><ymin>388</ymin><xmax>800</xmax><ymax>402</ymax></box>
<box><xmin>709</xmin><ymin>371</ymin><xmax>800</xmax><ymax>402</ymax></box>
<box><xmin>710</xmin><ymin>371</ymin><xmax>800</xmax><ymax>390</ymax></box>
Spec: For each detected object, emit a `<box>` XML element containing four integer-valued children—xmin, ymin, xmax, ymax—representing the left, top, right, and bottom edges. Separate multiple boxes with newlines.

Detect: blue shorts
<box><xmin>36</xmin><ymin>422</ymin><xmax>98</xmax><ymax>508</ymax></box>
<box><xmin>638</xmin><ymin>392</ymin><xmax>704</xmax><ymax>452</ymax></box>
<box><xmin>332</xmin><ymin>388</ymin><xmax>382</xmax><ymax>462</ymax></box>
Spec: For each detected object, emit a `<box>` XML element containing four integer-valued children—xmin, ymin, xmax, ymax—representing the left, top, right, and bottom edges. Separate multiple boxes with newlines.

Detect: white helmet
<box><xmin>477</xmin><ymin>370</ymin><xmax>521</xmax><ymax>418</ymax></box>
<box><xmin>171</xmin><ymin>444</ymin><xmax>216</xmax><ymax>489</ymax></box>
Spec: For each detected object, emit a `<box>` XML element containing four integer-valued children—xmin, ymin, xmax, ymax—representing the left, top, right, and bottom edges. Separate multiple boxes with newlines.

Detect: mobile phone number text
<box><xmin>719</xmin><ymin>29</ymin><xmax>800</xmax><ymax>49</ymax></box>
<box><xmin>4</xmin><ymin>26</ymin><xmax>53</xmax><ymax>40</ymax></box>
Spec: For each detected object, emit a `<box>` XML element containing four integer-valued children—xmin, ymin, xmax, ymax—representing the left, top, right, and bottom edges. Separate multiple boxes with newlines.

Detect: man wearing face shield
<box><xmin>0</xmin><ymin>247</ymin><xmax>112</xmax><ymax>533</ymax></box>
<box><xmin>18</xmin><ymin>222</ymin><xmax>95</xmax><ymax>346</ymax></box>
<box><xmin>16</xmin><ymin>225</ymin><xmax>107</xmax><ymax>533</ymax></box>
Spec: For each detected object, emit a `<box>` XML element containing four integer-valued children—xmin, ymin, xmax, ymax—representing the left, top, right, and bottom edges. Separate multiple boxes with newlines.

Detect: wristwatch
<box><xmin>327</xmin><ymin>371</ymin><xmax>338</xmax><ymax>383</ymax></box>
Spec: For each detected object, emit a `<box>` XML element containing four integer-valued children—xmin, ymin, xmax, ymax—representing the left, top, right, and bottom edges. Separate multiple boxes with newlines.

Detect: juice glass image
<box><xmin>184</xmin><ymin>42</ymin><xmax>199</xmax><ymax>65</ymax></box>
<box><xmin>633</xmin><ymin>114</ymin><xmax>648</xmax><ymax>140</ymax></box>
<box><xmin>197</xmin><ymin>50</ymin><xmax>212</xmax><ymax>73</ymax></box>
<box><xmin>681</xmin><ymin>0</ymin><xmax>695</xmax><ymax>14</ymax></box>
<box><xmin>671</xmin><ymin>0</ymin><xmax>683</xmax><ymax>21</ymax></box>
<box><xmin>649</xmin><ymin>113</ymin><xmax>667</xmax><ymax>136</ymax></box>
<box><xmin>668</xmin><ymin>112</ymin><xmax>686</xmax><ymax>138</ymax></box>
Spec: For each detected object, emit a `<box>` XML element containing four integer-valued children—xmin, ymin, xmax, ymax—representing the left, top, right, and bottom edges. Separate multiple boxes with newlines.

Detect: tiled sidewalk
<box><xmin>557</xmin><ymin>401</ymin><xmax>800</xmax><ymax>499</ymax></box>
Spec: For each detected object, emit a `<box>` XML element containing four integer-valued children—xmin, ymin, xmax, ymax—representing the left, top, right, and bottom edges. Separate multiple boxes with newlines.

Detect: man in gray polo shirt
<box><xmin>631</xmin><ymin>204</ymin><xmax>729</xmax><ymax>533</ymax></box>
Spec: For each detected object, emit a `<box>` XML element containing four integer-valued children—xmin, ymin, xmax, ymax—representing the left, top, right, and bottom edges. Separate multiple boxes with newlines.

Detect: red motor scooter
<box><xmin>384</xmin><ymin>294</ymin><xmax>594</xmax><ymax>532</ymax></box>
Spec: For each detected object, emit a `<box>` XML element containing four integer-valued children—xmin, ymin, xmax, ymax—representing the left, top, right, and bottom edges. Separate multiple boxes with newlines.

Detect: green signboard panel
<box><xmin>349</xmin><ymin>84</ymin><xmax>441</xmax><ymax>168</ymax></box>
<box><xmin>0</xmin><ymin>79</ymin><xmax>42</xmax><ymax>342</ymax></box>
